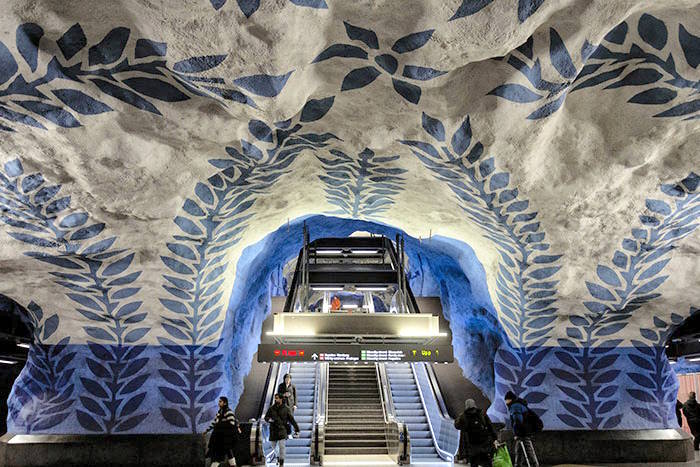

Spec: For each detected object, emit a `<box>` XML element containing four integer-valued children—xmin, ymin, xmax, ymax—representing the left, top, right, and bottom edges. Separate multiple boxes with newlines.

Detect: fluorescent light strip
<box><xmin>341</xmin><ymin>304</ymin><xmax>358</xmax><ymax>309</ymax></box>
<box><xmin>356</xmin><ymin>287</ymin><xmax>388</xmax><ymax>292</ymax></box>
<box><xmin>0</xmin><ymin>359</ymin><xmax>18</xmax><ymax>365</ymax></box>
<box><xmin>16</xmin><ymin>343</ymin><xmax>30</xmax><ymax>349</ymax></box>
<box><xmin>351</xmin><ymin>250</ymin><xmax>379</xmax><ymax>255</ymax></box>
<box><xmin>316</xmin><ymin>249</ymin><xmax>343</xmax><ymax>255</ymax></box>
<box><xmin>311</xmin><ymin>286</ymin><xmax>343</xmax><ymax>291</ymax></box>
<box><xmin>687</xmin><ymin>357</ymin><xmax>700</xmax><ymax>362</ymax></box>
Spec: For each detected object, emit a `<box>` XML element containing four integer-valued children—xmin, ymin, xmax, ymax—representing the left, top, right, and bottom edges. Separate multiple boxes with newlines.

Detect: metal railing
<box><xmin>377</xmin><ymin>363</ymin><xmax>411</xmax><ymax>465</ymax></box>
<box><xmin>310</xmin><ymin>362</ymin><xmax>328</xmax><ymax>465</ymax></box>
<box><xmin>410</xmin><ymin>362</ymin><xmax>459</xmax><ymax>461</ymax></box>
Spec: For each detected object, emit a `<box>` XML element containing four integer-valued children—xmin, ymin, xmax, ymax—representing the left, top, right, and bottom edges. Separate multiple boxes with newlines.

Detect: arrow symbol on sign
<box><xmin>311</xmin><ymin>353</ymin><xmax>318</xmax><ymax>360</ymax></box>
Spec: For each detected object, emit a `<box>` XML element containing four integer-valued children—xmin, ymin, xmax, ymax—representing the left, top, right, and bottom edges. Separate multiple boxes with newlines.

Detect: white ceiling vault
<box><xmin>0</xmin><ymin>0</ymin><xmax>699</xmax><ymax>433</ymax></box>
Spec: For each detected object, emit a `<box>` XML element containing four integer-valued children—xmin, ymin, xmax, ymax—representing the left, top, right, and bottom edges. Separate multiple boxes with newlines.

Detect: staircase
<box><xmin>283</xmin><ymin>362</ymin><xmax>316</xmax><ymax>463</ymax></box>
<box><xmin>325</xmin><ymin>364</ymin><xmax>387</xmax><ymax>455</ymax></box>
<box><xmin>386</xmin><ymin>363</ymin><xmax>441</xmax><ymax>462</ymax></box>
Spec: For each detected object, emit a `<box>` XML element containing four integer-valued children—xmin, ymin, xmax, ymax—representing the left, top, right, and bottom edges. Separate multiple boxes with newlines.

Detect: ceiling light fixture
<box><xmin>316</xmin><ymin>249</ymin><xmax>343</xmax><ymax>255</ymax></box>
<box><xmin>16</xmin><ymin>343</ymin><xmax>30</xmax><ymax>349</ymax></box>
<box><xmin>350</xmin><ymin>250</ymin><xmax>379</xmax><ymax>255</ymax></box>
<box><xmin>0</xmin><ymin>359</ymin><xmax>18</xmax><ymax>365</ymax></box>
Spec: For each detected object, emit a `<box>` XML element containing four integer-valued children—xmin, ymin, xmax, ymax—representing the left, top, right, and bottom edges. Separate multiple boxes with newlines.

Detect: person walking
<box><xmin>677</xmin><ymin>399</ymin><xmax>684</xmax><ymax>428</ymax></box>
<box><xmin>683</xmin><ymin>392</ymin><xmax>700</xmax><ymax>450</ymax></box>
<box><xmin>505</xmin><ymin>391</ymin><xmax>540</xmax><ymax>467</ymax></box>
<box><xmin>277</xmin><ymin>373</ymin><xmax>297</xmax><ymax>436</ymax></box>
<box><xmin>203</xmin><ymin>396</ymin><xmax>240</xmax><ymax>466</ymax></box>
<box><xmin>265</xmin><ymin>393</ymin><xmax>300</xmax><ymax>466</ymax></box>
<box><xmin>454</xmin><ymin>398</ymin><xmax>497</xmax><ymax>466</ymax></box>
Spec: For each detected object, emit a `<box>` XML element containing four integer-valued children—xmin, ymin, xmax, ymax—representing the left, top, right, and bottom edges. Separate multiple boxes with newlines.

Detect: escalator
<box><xmin>284</xmin><ymin>362</ymin><xmax>317</xmax><ymax>463</ymax></box>
<box><xmin>386</xmin><ymin>362</ymin><xmax>460</xmax><ymax>463</ymax></box>
<box><xmin>386</xmin><ymin>363</ymin><xmax>440</xmax><ymax>462</ymax></box>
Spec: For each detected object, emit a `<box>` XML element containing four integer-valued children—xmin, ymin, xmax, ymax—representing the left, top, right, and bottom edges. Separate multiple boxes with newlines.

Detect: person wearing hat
<box><xmin>454</xmin><ymin>398</ymin><xmax>497</xmax><ymax>466</ymax></box>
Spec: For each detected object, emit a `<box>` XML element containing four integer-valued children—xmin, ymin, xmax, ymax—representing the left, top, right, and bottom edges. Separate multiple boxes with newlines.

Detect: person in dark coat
<box><xmin>203</xmin><ymin>396</ymin><xmax>240</xmax><ymax>465</ymax></box>
<box><xmin>677</xmin><ymin>399</ymin><xmax>684</xmax><ymax>427</ymax></box>
<box><xmin>454</xmin><ymin>399</ymin><xmax>497</xmax><ymax>466</ymax></box>
<box><xmin>683</xmin><ymin>392</ymin><xmax>700</xmax><ymax>450</ymax></box>
<box><xmin>505</xmin><ymin>391</ymin><xmax>539</xmax><ymax>467</ymax></box>
<box><xmin>277</xmin><ymin>373</ymin><xmax>297</xmax><ymax>436</ymax></box>
<box><xmin>265</xmin><ymin>393</ymin><xmax>300</xmax><ymax>466</ymax></box>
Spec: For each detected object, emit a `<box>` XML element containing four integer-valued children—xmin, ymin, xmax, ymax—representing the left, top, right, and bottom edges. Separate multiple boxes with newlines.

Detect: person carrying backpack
<box><xmin>505</xmin><ymin>391</ymin><xmax>541</xmax><ymax>467</ymax></box>
<box><xmin>454</xmin><ymin>399</ymin><xmax>497</xmax><ymax>466</ymax></box>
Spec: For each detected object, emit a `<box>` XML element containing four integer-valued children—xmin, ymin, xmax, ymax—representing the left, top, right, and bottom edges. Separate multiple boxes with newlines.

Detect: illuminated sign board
<box><xmin>258</xmin><ymin>344</ymin><xmax>453</xmax><ymax>363</ymax></box>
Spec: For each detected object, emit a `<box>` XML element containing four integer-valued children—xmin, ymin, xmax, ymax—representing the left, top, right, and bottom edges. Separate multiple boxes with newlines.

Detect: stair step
<box><xmin>325</xmin><ymin>447</ymin><xmax>388</xmax><ymax>455</ymax></box>
<box><xmin>325</xmin><ymin>440</ymin><xmax>386</xmax><ymax>448</ymax></box>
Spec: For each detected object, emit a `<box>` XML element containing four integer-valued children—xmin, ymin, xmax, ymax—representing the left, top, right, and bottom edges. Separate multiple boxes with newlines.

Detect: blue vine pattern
<box><xmin>399</xmin><ymin>112</ymin><xmax>561</xmax><ymax>418</ymax></box>
<box><xmin>311</xmin><ymin>21</ymin><xmax>445</xmax><ymax>105</ymax></box>
<box><xmin>0</xmin><ymin>23</ymin><xmax>292</xmax><ymax>131</ymax></box>
<box><xmin>157</xmin><ymin>96</ymin><xmax>337</xmax><ymax>431</ymax></box>
<box><xmin>0</xmin><ymin>158</ymin><xmax>150</xmax><ymax>433</ymax></box>
<box><xmin>316</xmin><ymin>147</ymin><xmax>407</xmax><ymax>218</ymax></box>
<box><xmin>488</xmin><ymin>14</ymin><xmax>700</xmax><ymax>120</ymax></box>
<box><xmin>553</xmin><ymin>172</ymin><xmax>699</xmax><ymax>429</ymax></box>
<box><xmin>450</xmin><ymin>0</ymin><xmax>545</xmax><ymax>23</ymax></box>
<box><xmin>6</xmin><ymin>300</ymin><xmax>77</xmax><ymax>433</ymax></box>
<box><xmin>627</xmin><ymin>311</ymin><xmax>690</xmax><ymax>426</ymax></box>
<box><xmin>210</xmin><ymin>0</ymin><xmax>327</xmax><ymax>16</ymax></box>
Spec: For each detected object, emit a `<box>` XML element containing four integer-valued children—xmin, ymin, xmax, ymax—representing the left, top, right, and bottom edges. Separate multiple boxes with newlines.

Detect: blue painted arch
<box><xmin>222</xmin><ymin>214</ymin><xmax>504</xmax><ymax>406</ymax></box>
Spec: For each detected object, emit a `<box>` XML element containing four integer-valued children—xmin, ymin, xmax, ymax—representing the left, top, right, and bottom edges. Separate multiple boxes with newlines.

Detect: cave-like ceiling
<box><xmin>0</xmin><ymin>0</ymin><xmax>699</xmax><ymax>434</ymax></box>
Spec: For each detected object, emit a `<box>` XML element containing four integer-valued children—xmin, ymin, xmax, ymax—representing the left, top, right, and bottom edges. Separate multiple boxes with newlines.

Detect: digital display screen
<box><xmin>258</xmin><ymin>344</ymin><xmax>453</xmax><ymax>362</ymax></box>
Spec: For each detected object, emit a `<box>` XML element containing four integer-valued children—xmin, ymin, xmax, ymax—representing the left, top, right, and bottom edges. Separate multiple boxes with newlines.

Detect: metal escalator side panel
<box><xmin>410</xmin><ymin>362</ymin><xmax>459</xmax><ymax>461</ymax></box>
<box><xmin>310</xmin><ymin>362</ymin><xmax>327</xmax><ymax>465</ymax></box>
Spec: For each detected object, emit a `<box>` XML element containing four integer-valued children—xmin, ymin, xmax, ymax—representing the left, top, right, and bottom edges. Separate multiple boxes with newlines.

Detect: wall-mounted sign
<box><xmin>257</xmin><ymin>343</ymin><xmax>453</xmax><ymax>362</ymax></box>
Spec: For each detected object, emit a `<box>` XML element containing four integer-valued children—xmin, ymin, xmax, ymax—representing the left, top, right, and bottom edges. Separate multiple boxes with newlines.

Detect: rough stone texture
<box><xmin>0</xmin><ymin>0</ymin><xmax>698</xmax><ymax>435</ymax></box>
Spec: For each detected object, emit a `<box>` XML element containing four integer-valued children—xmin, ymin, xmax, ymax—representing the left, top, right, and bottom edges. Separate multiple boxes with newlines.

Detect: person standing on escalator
<box><xmin>277</xmin><ymin>373</ymin><xmax>297</xmax><ymax>437</ymax></box>
<box><xmin>266</xmin><ymin>393</ymin><xmax>300</xmax><ymax>467</ymax></box>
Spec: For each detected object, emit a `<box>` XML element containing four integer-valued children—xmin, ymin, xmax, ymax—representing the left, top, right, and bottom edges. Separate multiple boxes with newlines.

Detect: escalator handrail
<box><xmin>376</xmin><ymin>363</ymin><xmax>396</xmax><ymax>423</ymax></box>
<box><xmin>424</xmin><ymin>361</ymin><xmax>452</xmax><ymax>420</ymax></box>
<box><xmin>410</xmin><ymin>362</ymin><xmax>456</xmax><ymax>461</ymax></box>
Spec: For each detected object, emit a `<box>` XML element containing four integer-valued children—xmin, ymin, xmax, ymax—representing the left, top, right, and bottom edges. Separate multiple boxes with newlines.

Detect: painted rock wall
<box><xmin>0</xmin><ymin>0</ymin><xmax>698</xmax><ymax>433</ymax></box>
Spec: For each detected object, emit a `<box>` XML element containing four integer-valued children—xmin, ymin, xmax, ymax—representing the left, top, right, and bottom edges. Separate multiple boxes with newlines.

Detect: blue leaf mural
<box><xmin>490</xmin><ymin>14</ymin><xmax>700</xmax><ymax>120</ymax></box>
<box><xmin>316</xmin><ymin>147</ymin><xmax>407</xmax><ymax>218</ymax></box>
<box><xmin>449</xmin><ymin>0</ymin><xmax>543</xmax><ymax>23</ymax></box>
<box><xmin>0</xmin><ymin>158</ymin><xmax>150</xmax><ymax>433</ymax></box>
<box><xmin>5</xmin><ymin>300</ymin><xmax>76</xmax><ymax>433</ymax></box>
<box><xmin>554</xmin><ymin>172</ymin><xmax>699</xmax><ymax>429</ymax></box>
<box><xmin>401</xmin><ymin>113</ymin><xmax>561</xmax><ymax>418</ymax></box>
<box><xmin>311</xmin><ymin>20</ymin><xmax>445</xmax><ymax>104</ymax></box>
<box><xmin>157</xmin><ymin>96</ymin><xmax>337</xmax><ymax>431</ymax></box>
<box><xmin>0</xmin><ymin>23</ymin><xmax>292</xmax><ymax>131</ymax></box>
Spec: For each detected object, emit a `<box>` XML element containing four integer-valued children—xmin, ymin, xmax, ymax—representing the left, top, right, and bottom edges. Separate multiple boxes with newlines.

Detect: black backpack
<box><xmin>467</xmin><ymin>411</ymin><xmax>489</xmax><ymax>443</ymax></box>
<box><xmin>524</xmin><ymin>408</ymin><xmax>544</xmax><ymax>434</ymax></box>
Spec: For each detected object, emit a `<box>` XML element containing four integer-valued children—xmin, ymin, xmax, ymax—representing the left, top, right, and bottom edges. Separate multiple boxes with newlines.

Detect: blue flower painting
<box><xmin>312</xmin><ymin>21</ymin><xmax>445</xmax><ymax>104</ymax></box>
<box><xmin>0</xmin><ymin>23</ymin><xmax>292</xmax><ymax>131</ymax></box>
<box><xmin>489</xmin><ymin>14</ymin><xmax>700</xmax><ymax>119</ymax></box>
